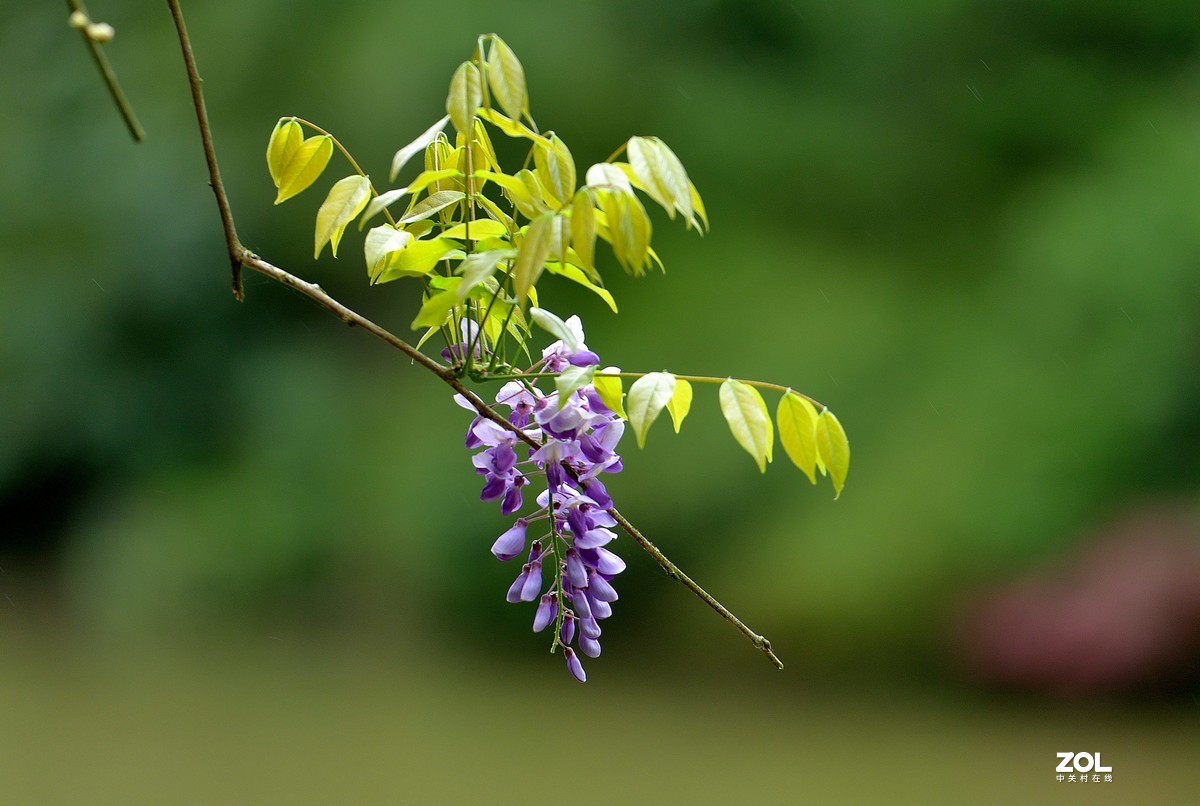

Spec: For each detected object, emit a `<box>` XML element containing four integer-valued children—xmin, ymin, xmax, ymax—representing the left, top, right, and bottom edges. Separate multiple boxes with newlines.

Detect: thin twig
<box><xmin>165</xmin><ymin>0</ymin><xmax>782</xmax><ymax>669</ymax></box>
<box><xmin>67</xmin><ymin>0</ymin><xmax>145</xmax><ymax>142</ymax></box>
<box><xmin>166</xmin><ymin>0</ymin><xmax>243</xmax><ymax>301</ymax></box>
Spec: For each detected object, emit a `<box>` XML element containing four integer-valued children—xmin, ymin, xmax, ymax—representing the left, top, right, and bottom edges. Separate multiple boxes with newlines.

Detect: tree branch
<box><xmin>67</xmin><ymin>0</ymin><xmax>145</xmax><ymax>142</ymax></box>
<box><xmin>165</xmin><ymin>0</ymin><xmax>782</xmax><ymax>670</ymax></box>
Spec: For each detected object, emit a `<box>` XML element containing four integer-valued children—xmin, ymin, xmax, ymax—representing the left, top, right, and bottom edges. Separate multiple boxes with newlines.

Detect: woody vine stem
<box><xmin>156</xmin><ymin>0</ymin><xmax>783</xmax><ymax>669</ymax></box>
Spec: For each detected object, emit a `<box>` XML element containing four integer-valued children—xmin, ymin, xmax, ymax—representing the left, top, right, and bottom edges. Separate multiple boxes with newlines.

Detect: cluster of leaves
<box><xmin>264</xmin><ymin>33</ymin><xmax>848</xmax><ymax>497</ymax></box>
<box><xmin>598</xmin><ymin>370</ymin><xmax>849</xmax><ymax>497</ymax></box>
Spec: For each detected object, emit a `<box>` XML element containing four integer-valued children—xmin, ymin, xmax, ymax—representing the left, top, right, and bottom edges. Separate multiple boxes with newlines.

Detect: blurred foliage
<box><xmin>2</xmin><ymin>0</ymin><xmax>1199</xmax><ymax>682</ymax></box>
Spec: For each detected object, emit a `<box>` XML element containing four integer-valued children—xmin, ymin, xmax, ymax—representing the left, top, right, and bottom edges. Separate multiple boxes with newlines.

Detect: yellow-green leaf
<box><xmin>816</xmin><ymin>409</ymin><xmax>850</xmax><ymax>498</ymax></box>
<box><xmin>689</xmin><ymin>180</ymin><xmax>708</xmax><ymax>233</ymax></box>
<box><xmin>648</xmin><ymin>137</ymin><xmax>694</xmax><ymax>223</ymax></box>
<box><xmin>514</xmin><ymin>214</ymin><xmax>556</xmax><ymax>303</ymax></box>
<box><xmin>440</xmin><ymin>219</ymin><xmax>508</xmax><ymax>241</ymax></box>
<box><xmin>777</xmin><ymin>391</ymin><xmax>819</xmax><ymax>484</ymax></box>
<box><xmin>555</xmin><ymin>365</ymin><xmax>594</xmax><ymax>409</ymax></box>
<box><xmin>597</xmin><ymin>190</ymin><xmax>651</xmax><ymax>274</ymax></box>
<box><xmin>275</xmin><ymin>135</ymin><xmax>333</xmax><ymax>204</ymax></box>
<box><xmin>627</xmin><ymin>136</ymin><xmax>679</xmax><ymax>220</ymax></box>
<box><xmin>314</xmin><ymin>175</ymin><xmax>371</xmax><ymax>259</ymax></box>
<box><xmin>719</xmin><ymin>380</ymin><xmax>773</xmax><ymax>473</ymax></box>
<box><xmin>455</xmin><ymin>249</ymin><xmax>513</xmax><ymax>301</ymax></box>
<box><xmin>486</xmin><ymin>36</ymin><xmax>527</xmax><ymax>120</ymax></box>
<box><xmin>375</xmin><ymin>238</ymin><xmax>461</xmax><ymax>284</ymax></box>
<box><xmin>571</xmin><ymin>190</ymin><xmax>596</xmax><ymax>272</ymax></box>
<box><xmin>412</xmin><ymin>281</ymin><xmax>463</xmax><ymax>329</ymax></box>
<box><xmin>534</xmin><ymin>134</ymin><xmax>576</xmax><ymax>205</ymax></box>
<box><xmin>399</xmin><ymin>190</ymin><xmax>464</xmax><ymax>224</ymax></box>
<box><xmin>390</xmin><ymin>115</ymin><xmax>451</xmax><ymax>180</ymax></box>
<box><xmin>594</xmin><ymin>370</ymin><xmax>626</xmax><ymax>419</ymax></box>
<box><xmin>267</xmin><ymin>118</ymin><xmax>302</xmax><ymax>187</ymax></box>
<box><xmin>627</xmin><ymin>372</ymin><xmax>676</xmax><ymax>449</ymax></box>
<box><xmin>666</xmin><ymin>378</ymin><xmax>693</xmax><ymax>433</ymax></box>
<box><xmin>360</xmin><ymin>169</ymin><xmax>462</xmax><ymax>227</ymax></box>
<box><xmin>586</xmin><ymin>162</ymin><xmax>634</xmax><ymax>194</ymax></box>
<box><xmin>447</xmin><ymin>61</ymin><xmax>483</xmax><ymax>136</ymax></box>
<box><xmin>364</xmin><ymin>225</ymin><xmax>411</xmax><ymax>281</ymax></box>
<box><xmin>544</xmin><ymin>262</ymin><xmax>617</xmax><ymax>313</ymax></box>
<box><xmin>477</xmin><ymin>108</ymin><xmax>549</xmax><ymax>145</ymax></box>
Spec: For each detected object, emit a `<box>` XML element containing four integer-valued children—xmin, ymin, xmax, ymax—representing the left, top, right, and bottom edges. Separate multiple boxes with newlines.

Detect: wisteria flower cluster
<box><xmin>458</xmin><ymin>318</ymin><xmax>626</xmax><ymax>681</ymax></box>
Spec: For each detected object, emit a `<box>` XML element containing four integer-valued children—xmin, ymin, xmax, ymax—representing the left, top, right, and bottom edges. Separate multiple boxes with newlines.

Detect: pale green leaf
<box><xmin>689</xmin><ymin>180</ymin><xmax>709</xmax><ymax>233</ymax></box>
<box><xmin>597</xmin><ymin>190</ymin><xmax>651</xmax><ymax>274</ymax></box>
<box><xmin>455</xmin><ymin>249</ymin><xmax>514</xmax><ymax>301</ymax></box>
<box><xmin>364</xmin><ymin>225</ymin><xmax>412</xmax><ymax>281</ymax></box>
<box><xmin>719</xmin><ymin>380</ymin><xmax>773</xmax><ymax>473</ymax></box>
<box><xmin>544</xmin><ymin>262</ymin><xmax>617</xmax><ymax>313</ymax></box>
<box><xmin>777</xmin><ymin>391</ymin><xmax>819</xmax><ymax>484</ymax></box>
<box><xmin>474</xmin><ymin>170</ymin><xmax>546</xmax><ymax>219</ymax></box>
<box><xmin>594</xmin><ymin>370</ymin><xmax>626</xmax><ymax>419</ymax></box>
<box><xmin>535</xmin><ymin>135</ymin><xmax>576</xmax><ymax>205</ymax></box>
<box><xmin>440</xmin><ymin>219</ymin><xmax>508</xmax><ymax>241</ymax></box>
<box><xmin>627</xmin><ymin>372</ymin><xmax>676</xmax><ymax>449</ymax></box>
<box><xmin>398</xmin><ymin>190</ymin><xmax>464</xmax><ymax>224</ymax></box>
<box><xmin>666</xmin><ymin>378</ymin><xmax>693</xmax><ymax>433</ymax></box>
<box><xmin>571</xmin><ymin>190</ymin><xmax>596</xmax><ymax>272</ymax></box>
<box><xmin>485</xmin><ymin>37</ymin><xmax>528</xmax><ymax>120</ymax></box>
<box><xmin>390</xmin><ymin>115</ymin><xmax>451</xmax><ymax>181</ymax></box>
<box><xmin>446</xmin><ymin>61</ymin><xmax>483</xmax><ymax>136</ymax></box>
<box><xmin>555</xmin><ymin>365</ymin><xmax>595</xmax><ymax>409</ymax></box>
<box><xmin>275</xmin><ymin>135</ymin><xmax>333</xmax><ymax>204</ymax></box>
<box><xmin>627</xmin><ymin>136</ymin><xmax>677</xmax><ymax>220</ymax></box>
<box><xmin>585</xmin><ymin>162</ymin><xmax>634</xmax><ymax>194</ymax></box>
<box><xmin>375</xmin><ymin>238</ymin><xmax>461</xmax><ymax>284</ymax></box>
<box><xmin>514</xmin><ymin>214</ymin><xmax>556</xmax><ymax>304</ymax></box>
<box><xmin>412</xmin><ymin>281</ymin><xmax>463</xmax><ymax>329</ymax></box>
<box><xmin>530</xmin><ymin>307</ymin><xmax>579</xmax><ymax>350</ymax></box>
<box><xmin>314</xmin><ymin>175</ymin><xmax>372</xmax><ymax>259</ymax></box>
<box><xmin>361</xmin><ymin>169</ymin><xmax>462</xmax><ymax>226</ymax></box>
<box><xmin>816</xmin><ymin>409</ymin><xmax>850</xmax><ymax>498</ymax></box>
<box><xmin>477</xmin><ymin>108</ymin><xmax>549</xmax><ymax>145</ymax></box>
<box><xmin>647</xmin><ymin>137</ymin><xmax>694</xmax><ymax>223</ymax></box>
<box><xmin>267</xmin><ymin>118</ymin><xmax>302</xmax><ymax>187</ymax></box>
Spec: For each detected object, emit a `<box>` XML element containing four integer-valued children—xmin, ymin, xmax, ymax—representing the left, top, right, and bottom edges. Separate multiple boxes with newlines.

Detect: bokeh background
<box><xmin>3</xmin><ymin>0</ymin><xmax>1200</xmax><ymax>802</ymax></box>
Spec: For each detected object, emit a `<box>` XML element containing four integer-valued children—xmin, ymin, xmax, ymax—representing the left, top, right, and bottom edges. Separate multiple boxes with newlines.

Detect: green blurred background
<box><xmin>3</xmin><ymin>0</ymin><xmax>1199</xmax><ymax>802</ymax></box>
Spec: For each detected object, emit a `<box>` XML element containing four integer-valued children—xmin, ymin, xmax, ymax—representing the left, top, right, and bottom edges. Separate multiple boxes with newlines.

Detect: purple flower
<box><xmin>461</xmin><ymin>321</ymin><xmax>630</xmax><ymax>681</ymax></box>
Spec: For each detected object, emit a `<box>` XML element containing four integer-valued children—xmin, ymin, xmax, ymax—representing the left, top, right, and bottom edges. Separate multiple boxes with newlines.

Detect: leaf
<box><xmin>455</xmin><ymin>249</ymin><xmax>514</xmax><ymax>301</ymax></box>
<box><xmin>544</xmin><ymin>262</ymin><xmax>617</xmax><ymax>313</ymax></box>
<box><xmin>586</xmin><ymin>162</ymin><xmax>634</xmax><ymax>194</ymax></box>
<box><xmin>360</xmin><ymin>169</ymin><xmax>462</xmax><ymax>226</ymax></box>
<box><xmin>555</xmin><ymin>365</ymin><xmax>594</xmax><ymax>409</ymax></box>
<box><xmin>530</xmin><ymin>307</ymin><xmax>579</xmax><ymax>350</ymax></box>
<box><xmin>571</xmin><ymin>190</ymin><xmax>596</xmax><ymax>272</ymax></box>
<box><xmin>627</xmin><ymin>372</ymin><xmax>676</xmax><ymax>449</ymax></box>
<box><xmin>627</xmin><ymin>137</ymin><xmax>678</xmax><ymax>220</ymax></box>
<box><xmin>597</xmin><ymin>190</ymin><xmax>651</xmax><ymax>274</ymax></box>
<box><xmin>535</xmin><ymin>135</ymin><xmax>576</xmax><ymax>205</ymax></box>
<box><xmin>486</xmin><ymin>36</ymin><xmax>528</xmax><ymax>120</ymax></box>
<box><xmin>267</xmin><ymin>118</ymin><xmax>302</xmax><ymax>187</ymax></box>
<box><xmin>719</xmin><ymin>380</ymin><xmax>773</xmax><ymax>473</ymax></box>
<box><xmin>390</xmin><ymin>115</ymin><xmax>451</xmax><ymax>181</ymax></box>
<box><xmin>375</xmin><ymin>238</ymin><xmax>461</xmax><ymax>284</ymax></box>
<box><xmin>477</xmin><ymin>108</ymin><xmax>549</xmax><ymax>145</ymax></box>
<box><xmin>398</xmin><ymin>190</ymin><xmax>464</xmax><ymax>224</ymax></box>
<box><xmin>666</xmin><ymin>378</ymin><xmax>693</xmax><ymax>433</ymax></box>
<box><xmin>446</xmin><ymin>61</ymin><xmax>483</xmax><ymax>136</ymax></box>
<box><xmin>474</xmin><ymin>170</ymin><xmax>546</xmax><ymax>219</ymax></box>
<box><xmin>594</xmin><ymin>370</ymin><xmax>626</xmax><ymax>419</ymax></box>
<box><xmin>514</xmin><ymin>215</ymin><xmax>556</xmax><ymax>304</ymax></box>
<box><xmin>314</xmin><ymin>175</ymin><xmax>372</xmax><ymax>259</ymax></box>
<box><xmin>647</xmin><ymin>137</ymin><xmax>694</xmax><ymax>222</ymax></box>
<box><xmin>364</xmin><ymin>225</ymin><xmax>412</xmax><ymax>281</ymax></box>
<box><xmin>777</xmin><ymin>391</ymin><xmax>819</xmax><ymax>484</ymax></box>
<box><xmin>689</xmin><ymin>180</ymin><xmax>709</xmax><ymax>233</ymax></box>
<box><xmin>816</xmin><ymin>409</ymin><xmax>850</xmax><ymax>498</ymax></box>
<box><xmin>412</xmin><ymin>281</ymin><xmax>463</xmax><ymax>329</ymax></box>
<box><xmin>440</xmin><ymin>219</ymin><xmax>508</xmax><ymax>241</ymax></box>
<box><xmin>275</xmin><ymin>135</ymin><xmax>333</xmax><ymax>204</ymax></box>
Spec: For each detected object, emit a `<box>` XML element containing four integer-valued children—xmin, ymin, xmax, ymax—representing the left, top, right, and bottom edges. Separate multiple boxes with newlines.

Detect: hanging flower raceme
<box><xmin>458</xmin><ymin>322</ymin><xmax>626</xmax><ymax>682</ymax></box>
